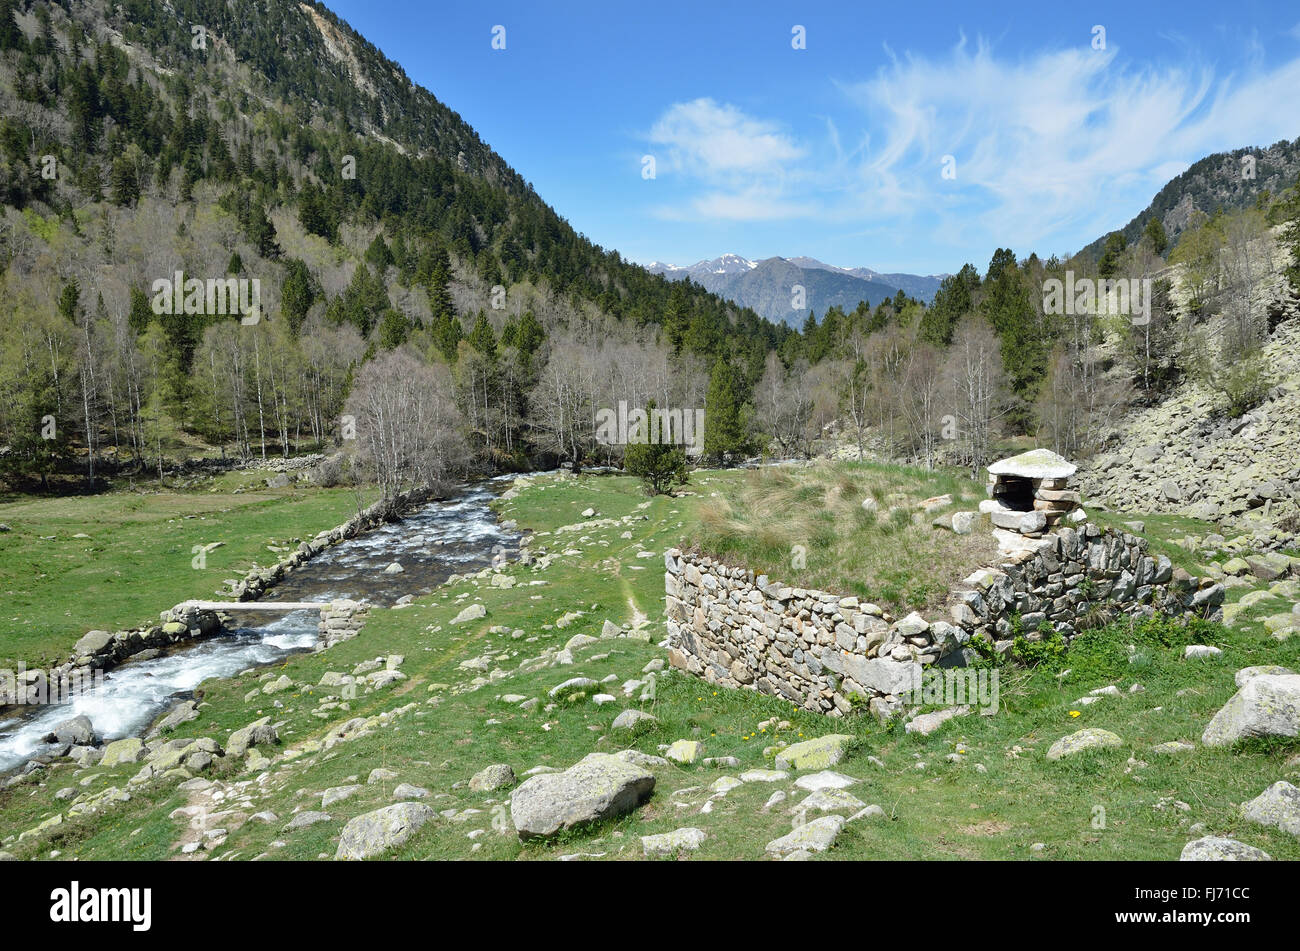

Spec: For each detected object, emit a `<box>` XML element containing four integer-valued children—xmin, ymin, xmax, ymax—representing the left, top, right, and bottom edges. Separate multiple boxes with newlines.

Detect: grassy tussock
<box><xmin>692</xmin><ymin>461</ymin><xmax>997</xmax><ymax>614</ymax></box>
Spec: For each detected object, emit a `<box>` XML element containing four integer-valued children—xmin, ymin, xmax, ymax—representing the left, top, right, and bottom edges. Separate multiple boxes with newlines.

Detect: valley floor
<box><xmin>0</xmin><ymin>465</ymin><xmax>1298</xmax><ymax>860</ymax></box>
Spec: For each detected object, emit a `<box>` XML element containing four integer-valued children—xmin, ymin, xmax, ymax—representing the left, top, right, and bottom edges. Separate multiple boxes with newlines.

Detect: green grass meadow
<box><xmin>1</xmin><ymin>466</ymin><xmax>1296</xmax><ymax>861</ymax></box>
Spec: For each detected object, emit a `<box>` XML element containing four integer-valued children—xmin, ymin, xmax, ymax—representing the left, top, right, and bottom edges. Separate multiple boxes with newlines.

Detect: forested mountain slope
<box><xmin>2</xmin><ymin>0</ymin><xmax>1299</xmax><ymax>508</ymax></box>
<box><xmin>0</xmin><ymin>0</ymin><xmax>789</xmax><ymax>486</ymax></box>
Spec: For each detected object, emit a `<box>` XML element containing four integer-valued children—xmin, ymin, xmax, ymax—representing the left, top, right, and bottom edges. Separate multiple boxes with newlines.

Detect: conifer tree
<box><xmin>703</xmin><ymin>359</ymin><xmax>747</xmax><ymax>463</ymax></box>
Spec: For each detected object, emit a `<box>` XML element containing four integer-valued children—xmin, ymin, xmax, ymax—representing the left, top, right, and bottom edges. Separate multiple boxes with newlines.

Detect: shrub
<box><xmin>624</xmin><ymin>441</ymin><xmax>688</xmax><ymax>497</ymax></box>
<box><xmin>1192</xmin><ymin>343</ymin><xmax>1275</xmax><ymax>418</ymax></box>
<box><xmin>1012</xmin><ymin>616</ymin><xmax>1068</xmax><ymax>668</ymax></box>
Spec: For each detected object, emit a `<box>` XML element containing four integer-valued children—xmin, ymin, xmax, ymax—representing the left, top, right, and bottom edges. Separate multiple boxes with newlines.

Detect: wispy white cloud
<box><xmin>644</xmin><ymin>98</ymin><xmax>811</xmax><ymax>221</ymax></box>
<box><xmin>648</xmin><ymin>98</ymin><xmax>805</xmax><ymax>177</ymax></box>
<box><xmin>836</xmin><ymin>35</ymin><xmax>1300</xmax><ymax>253</ymax></box>
<box><xmin>645</xmin><ymin>39</ymin><xmax>1300</xmax><ymax>253</ymax></box>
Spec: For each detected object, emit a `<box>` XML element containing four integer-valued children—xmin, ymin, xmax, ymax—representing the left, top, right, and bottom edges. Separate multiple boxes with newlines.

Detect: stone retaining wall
<box><xmin>664</xmin><ymin>523</ymin><xmax>1225</xmax><ymax>719</ymax></box>
<box><xmin>318</xmin><ymin>600</ymin><xmax>369</xmax><ymax>649</ymax></box>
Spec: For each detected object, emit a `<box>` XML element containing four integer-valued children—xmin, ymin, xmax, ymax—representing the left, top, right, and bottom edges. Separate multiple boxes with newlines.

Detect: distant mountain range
<box><xmin>644</xmin><ymin>255</ymin><xmax>945</xmax><ymax>326</ymax></box>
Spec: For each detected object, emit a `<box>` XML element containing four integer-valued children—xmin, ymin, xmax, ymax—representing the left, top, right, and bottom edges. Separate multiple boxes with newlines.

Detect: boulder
<box><xmin>641</xmin><ymin>827</ymin><xmax>706</xmax><ymax>857</ymax></box>
<box><xmin>793</xmin><ymin>770</ymin><xmax>857</xmax><ymax>792</ymax></box>
<box><xmin>548</xmin><ymin>677</ymin><xmax>599</xmax><ymax>699</ymax></box>
<box><xmin>391</xmin><ymin>784</ymin><xmax>429</xmax><ymax>800</ymax></box>
<box><xmin>100</xmin><ymin>737</ymin><xmax>146</xmax><ymax>767</ymax></box>
<box><xmin>261</xmin><ymin>675</ymin><xmax>293</xmax><ymax>695</ymax></box>
<box><xmin>1235</xmin><ymin>666</ymin><xmax>1295</xmax><ymax>687</ymax></box>
<box><xmin>1179</xmin><ymin>836</ymin><xmax>1272</xmax><ymax>861</ymax></box>
<box><xmin>611</xmin><ymin>709</ymin><xmax>657</xmax><ymax>732</ymax></box>
<box><xmin>764</xmin><ymin>815</ymin><xmax>845</xmax><ymax>857</ymax></box>
<box><xmin>72</xmin><ymin>630</ymin><xmax>113</xmax><ymax>657</ymax></box>
<box><xmin>152</xmin><ymin>700</ymin><xmax>198</xmax><ymax>734</ymax></box>
<box><xmin>666</xmin><ymin>740</ymin><xmax>701</xmax><ymax>764</ymax></box>
<box><xmin>774</xmin><ymin>734</ymin><xmax>854</xmax><ymax>771</ymax></box>
<box><xmin>335</xmin><ymin>803</ymin><xmax>436</xmax><ymax>860</ymax></box>
<box><xmin>740</xmin><ymin>769</ymin><xmax>789</xmax><ymax>783</ymax></box>
<box><xmin>469</xmin><ymin>763</ymin><xmax>516</xmax><ymax>792</ymax></box>
<box><xmin>1046</xmin><ymin>728</ymin><xmax>1123</xmax><ymax>761</ymax></box>
<box><xmin>1245</xmin><ymin>552</ymin><xmax>1290</xmax><ymax>582</ymax></box>
<box><xmin>1241</xmin><ymin>781</ymin><xmax>1300</xmax><ymax>837</ymax></box>
<box><xmin>951</xmin><ymin>511</ymin><xmax>977</xmax><ymax>534</ymax></box>
<box><xmin>321</xmin><ymin>785</ymin><xmax>362</xmax><ymax>809</ymax></box>
<box><xmin>905</xmin><ymin>706</ymin><xmax>969</xmax><ymax>737</ymax></box>
<box><xmin>227</xmin><ymin>717</ymin><xmax>278</xmax><ymax>757</ymax></box>
<box><xmin>45</xmin><ymin>715</ymin><xmax>95</xmax><ymax>747</ymax></box>
<box><xmin>1221</xmin><ymin>557</ymin><xmax>1251</xmax><ymax>576</ymax></box>
<box><xmin>1202</xmin><ymin>675</ymin><xmax>1300</xmax><ymax>746</ymax></box>
<box><xmin>797</xmin><ymin>788</ymin><xmax>866</xmax><ymax>814</ymax></box>
<box><xmin>509</xmin><ymin>752</ymin><xmax>655</xmax><ymax>840</ymax></box>
<box><xmin>450</xmin><ymin>603</ymin><xmax>487</xmax><ymax>625</ymax></box>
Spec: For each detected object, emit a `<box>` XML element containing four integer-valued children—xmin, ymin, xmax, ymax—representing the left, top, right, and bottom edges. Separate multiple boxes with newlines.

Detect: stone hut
<box><xmin>663</xmin><ymin>447</ymin><xmax>1225</xmax><ymax>719</ymax></box>
<box><xmin>981</xmin><ymin>449</ymin><xmax>1082</xmax><ymax>537</ymax></box>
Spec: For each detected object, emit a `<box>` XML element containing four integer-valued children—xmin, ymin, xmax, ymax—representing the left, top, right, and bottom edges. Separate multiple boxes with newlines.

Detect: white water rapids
<box><xmin>0</xmin><ymin>480</ymin><xmax>519</xmax><ymax>773</ymax></box>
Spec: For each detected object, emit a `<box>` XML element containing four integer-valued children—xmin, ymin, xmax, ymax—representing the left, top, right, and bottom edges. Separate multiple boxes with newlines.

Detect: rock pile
<box><xmin>317</xmin><ymin>600</ymin><xmax>368</xmax><ymax>649</ymax></box>
<box><xmin>1079</xmin><ymin>315</ymin><xmax>1300</xmax><ymax>539</ymax></box>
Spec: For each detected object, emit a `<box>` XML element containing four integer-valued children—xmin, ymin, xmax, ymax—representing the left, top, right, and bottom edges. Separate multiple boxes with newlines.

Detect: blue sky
<box><xmin>323</xmin><ymin>0</ymin><xmax>1300</xmax><ymax>276</ymax></box>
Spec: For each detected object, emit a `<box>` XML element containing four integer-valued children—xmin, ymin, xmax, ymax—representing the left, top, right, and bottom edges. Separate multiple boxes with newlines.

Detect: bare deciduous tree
<box><xmin>944</xmin><ymin>315</ymin><xmax>1006</xmax><ymax>477</ymax></box>
<box><xmin>344</xmin><ymin>348</ymin><xmax>468</xmax><ymax>500</ymax></box>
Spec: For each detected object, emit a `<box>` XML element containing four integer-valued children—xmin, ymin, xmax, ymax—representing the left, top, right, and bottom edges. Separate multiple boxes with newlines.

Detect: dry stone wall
<box><xmin>665</xmin><ymin>523</ymin><xmax>1225</xmax><ymax>718</ymax></box>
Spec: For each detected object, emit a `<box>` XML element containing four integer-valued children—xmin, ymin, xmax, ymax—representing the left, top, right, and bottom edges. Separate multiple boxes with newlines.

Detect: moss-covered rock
<box><xmin>774</xmin><ymin>734</ymin><xmax>855</xmax><ymax>771</ymax></box>
<box><xmin>1046</xmin><ymin>728</ymin><xmax>1123</xmax><ymax>761</ymax></box>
